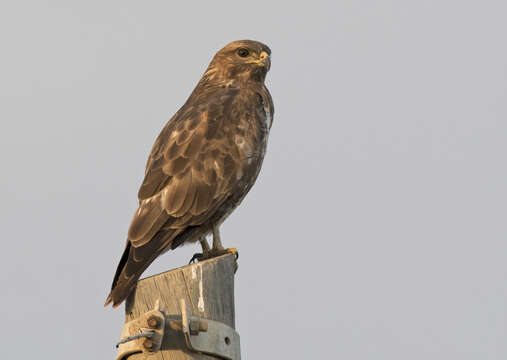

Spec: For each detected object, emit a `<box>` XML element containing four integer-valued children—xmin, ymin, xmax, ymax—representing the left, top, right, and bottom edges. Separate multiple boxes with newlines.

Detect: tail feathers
<box><xmin>105</xmin><ymin>231</ymin><xmax>174</xmax><ymax>308</ymax></box>
<box><xmin>104</xmin><ymin>294</ymin><xmax>113</xmax><ymax>307</ymax></box>
<box><xmin>104</xmin><ymin>275</ymin><xmax>140</xmax><ymax>308</ymax></box>
<box><xmin>104</xmin><ymin>241</ymin><xmax>146</xmax><ymax>308</ymax></box>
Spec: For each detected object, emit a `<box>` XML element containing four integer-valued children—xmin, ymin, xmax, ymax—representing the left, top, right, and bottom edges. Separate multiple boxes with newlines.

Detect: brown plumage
<box><xmin>105</xmin><ymin>40</ymin><xmax>274</xmax><ymax>308</ymax></box>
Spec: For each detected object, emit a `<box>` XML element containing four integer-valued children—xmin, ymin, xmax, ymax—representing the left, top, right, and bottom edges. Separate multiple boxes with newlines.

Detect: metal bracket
<box><xmin>116</xmin><ymin>300</ymin><xmax>165</xmax><ymax>360</ymax></box>
<box><xmin>115</xmin><ymin>299</ymin><xmax>240</xmax><ymax>360</ymax></box>
<box><xmin>179</xmin><ymin>299</ymin><xmax>241</xmax><ymax>360</ymax></box>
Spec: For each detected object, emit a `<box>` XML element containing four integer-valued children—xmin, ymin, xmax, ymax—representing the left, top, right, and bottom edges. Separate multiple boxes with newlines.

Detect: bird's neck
<box><xmin>198</xmin><ymin>64</ymin><xmax>266</xmax><ymax>89</ymax></box>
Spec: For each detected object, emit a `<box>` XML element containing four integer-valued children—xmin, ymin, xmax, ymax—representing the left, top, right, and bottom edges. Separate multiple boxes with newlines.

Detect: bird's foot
<box><xmin>224</xmin><ymin>247</ymin><xmax>239</xmax><ymax>260</ymax></box>
<box><xmin>189</xmin><ymin>252</ymin><xmax>204</xmax><ymax>264</ymax></box>
<box><xmin>188</xmin><ymin>248</ymin><xmax>239</xmax><ymax>271</ymax></box>
<box><xmin>208</xmin><ymin>247</ymin><xmax>239</xmax><ymax>260</ymax></box>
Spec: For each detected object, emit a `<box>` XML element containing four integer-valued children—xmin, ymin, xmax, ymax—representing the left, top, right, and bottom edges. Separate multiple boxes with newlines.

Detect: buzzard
<box><xmin>105</xmin><ymin>40</ymin><xmax>274</xmax><ymax>308</ymax></box>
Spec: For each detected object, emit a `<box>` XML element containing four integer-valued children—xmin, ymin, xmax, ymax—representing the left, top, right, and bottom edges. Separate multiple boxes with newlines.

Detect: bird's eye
<box><xmin>237</xmin><ymin>48</ymin><xmax>249</xmax><ymax>57</ymax></box>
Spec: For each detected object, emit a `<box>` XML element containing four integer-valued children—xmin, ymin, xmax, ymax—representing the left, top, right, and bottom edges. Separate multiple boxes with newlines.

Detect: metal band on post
<box><xmin>116</xmin><ymin>299</ymin><xmax>240</xmax><ymax>360</ymax></box>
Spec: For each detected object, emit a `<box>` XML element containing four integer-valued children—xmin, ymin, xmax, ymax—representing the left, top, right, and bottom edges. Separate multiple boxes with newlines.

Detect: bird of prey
<box><xmin>105</xmin><ymin>40</ymin><xmax>274</xmax><ymax>308</ymax></box>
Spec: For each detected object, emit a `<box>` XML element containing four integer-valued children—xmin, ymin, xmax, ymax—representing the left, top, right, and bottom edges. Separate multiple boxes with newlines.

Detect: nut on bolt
<box><xmin>189</xmin><ymin>319</ymin><xmax>199</xmax><ymax>335</ymax></box>
<box><xmin>147</xmin><ymin>315</ymin><xmax>161</xmax><ymax>329</ymax></box>
<box><xmin>199</xmin><ymin>321</ymin><xmax>208</xmax><ymax>332</ymax></box>
<box><xmin>143</xmin><ymin>339</ymin><xmax>153</xmax><ymax>350</ymax></box>
<box><xmin>189</xmin><ymin>319</ymin><xmax>208</xmax><ymax>334</ymax></box>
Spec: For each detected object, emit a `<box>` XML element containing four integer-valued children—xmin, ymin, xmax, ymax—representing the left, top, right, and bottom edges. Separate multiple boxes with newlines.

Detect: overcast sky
<box><xmin>1</xmin><ymin>1</ymin><xmax>506</xmax><ymax>359</ymax></box>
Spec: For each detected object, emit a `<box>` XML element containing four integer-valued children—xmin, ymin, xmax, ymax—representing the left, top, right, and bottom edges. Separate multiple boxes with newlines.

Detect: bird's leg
<box><xmin>190</xmin><ymin>226</ymin><xmax>239</xmax><ymax>265</ymax></box>
<box><xmin>211</xmin><ymin>225</ymin><xmax>238</xmax><ymax>272</ymax></box>
<box><xmin>212</xmin><ymin>225</ymin><xmax>239</xmax><ymax>261</ymax></box>
<box><xmin>200</xmin><ymin>236</ymin><xmax>211</xmax><ymax>253</ymax></box>
<box><xmin>212</xmin><ymin>225</ymin><xmax>224</xmax><ymax>251</ymax></box>
<box><xmin>189</xmin><ymin>237</ymin><xmax>211</xmax><ymax>264</ymax></box>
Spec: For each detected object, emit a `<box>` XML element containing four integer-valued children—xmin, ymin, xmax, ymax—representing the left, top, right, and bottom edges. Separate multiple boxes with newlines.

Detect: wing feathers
<box><xmin>128</xmin><ymin>197</ymin><xmax>168</xmax><ymax>245</ymax></box>
<box><xmin>183</xmin><ymin>132</ymin><xmax>204</xmax><ymax>158</ymax></box>
<box><xmin>162</xmin><ymin>173</ymin><xmax>189</xmax><ymax>213</ymax></box>
<box><xmin>172</xmin><ymin>173</ymin><xmax>197</xmax><ymax>216</ymax></box>
<box><xmin>107</xmin><ymin>87</ymin><xmax>269</xmax><ymax>307</ymax></box>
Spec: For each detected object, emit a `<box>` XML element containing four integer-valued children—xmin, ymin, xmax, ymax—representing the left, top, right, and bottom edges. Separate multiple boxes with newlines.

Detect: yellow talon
<box><xmin>226</xmin><ymin>248</ymin><xmax>239</xmax><ymax>259</ymax></box>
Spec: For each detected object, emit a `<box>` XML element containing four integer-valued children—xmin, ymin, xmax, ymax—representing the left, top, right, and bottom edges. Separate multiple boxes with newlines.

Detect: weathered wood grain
<box><xmin>124</xmin><ymin>254</ymin><xmax>237</xmax><ymax>360</ymax></box>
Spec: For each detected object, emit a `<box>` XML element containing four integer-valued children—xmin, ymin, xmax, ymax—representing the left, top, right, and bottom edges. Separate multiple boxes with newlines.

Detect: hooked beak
<box><xmin>254</xmin><ymin>51</ymin><xmax>271</xmax><ymax>71</ymax></box>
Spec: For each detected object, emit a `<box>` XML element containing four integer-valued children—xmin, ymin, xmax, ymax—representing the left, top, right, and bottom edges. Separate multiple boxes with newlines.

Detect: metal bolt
<box><xmin>147</xmin><ymin>316</ymin><xmax>160</xmax><ymax>329</ymax></box>
<box><xmin>199</xmin><ymin>321</ymin><xmax>208</xmax><ymax>332</ymax></box>
<box><xmin>189</xmin><ymin>319</ymin><xmax>208</xmax><ymax>334</ymax></box>
<box><xmin>143</xmin><ymin>339</ymin><xmax>153</xmax><ymax>350</ymax></box>
<box><xmin>189</xmin><ymin>319</ymin><xmax>200</xmax><ymax>335</ymax></box>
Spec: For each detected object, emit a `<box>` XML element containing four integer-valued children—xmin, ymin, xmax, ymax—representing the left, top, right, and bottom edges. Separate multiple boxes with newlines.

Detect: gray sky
<box><xmin>1</xmin><ymin>1</ymin><xmax>506</xmax><ymax>359</ymax></box>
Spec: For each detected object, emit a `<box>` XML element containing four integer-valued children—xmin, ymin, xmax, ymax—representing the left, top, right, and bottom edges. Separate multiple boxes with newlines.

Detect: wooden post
<box><xmin>122</xmin><ymin>254</ymin><xmax>238</xmax><ymax>360</ymax></box>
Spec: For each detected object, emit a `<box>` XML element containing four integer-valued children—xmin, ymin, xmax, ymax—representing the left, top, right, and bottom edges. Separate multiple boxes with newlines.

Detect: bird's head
<box><xmin>204</xmin><ymin>40</ymin><xmax>271</xmax><ymax>85</ymax></box>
